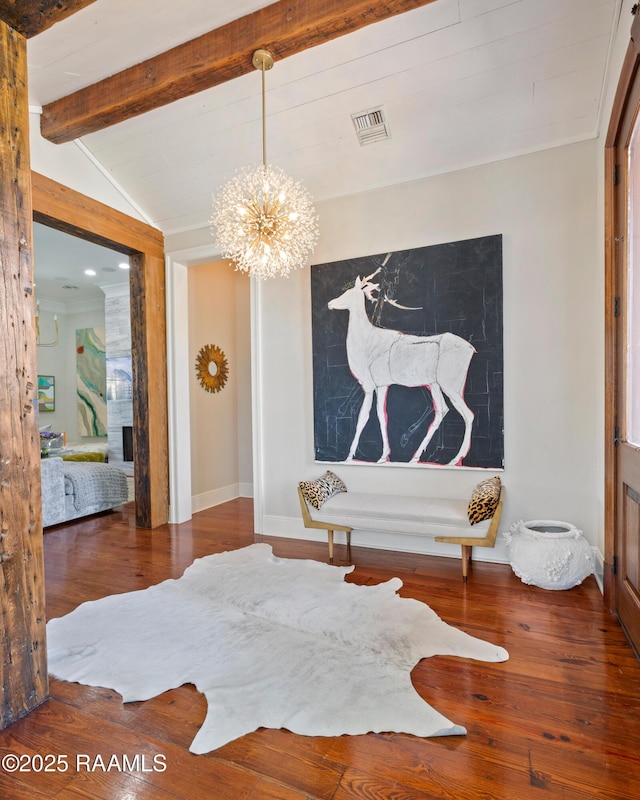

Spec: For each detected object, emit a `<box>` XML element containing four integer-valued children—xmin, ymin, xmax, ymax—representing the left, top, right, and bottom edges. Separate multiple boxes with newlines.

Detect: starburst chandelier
<box><xmin>211</xmin><ymin>49</ymin><xmax>319</xmax><ymax>280</ymax></box>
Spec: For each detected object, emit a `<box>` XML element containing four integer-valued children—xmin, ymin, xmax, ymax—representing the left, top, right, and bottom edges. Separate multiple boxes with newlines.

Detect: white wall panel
<box><xmin>255</xmin><ymin>140</ymin><xmax>602</xmax><ymax>560</ymax></box>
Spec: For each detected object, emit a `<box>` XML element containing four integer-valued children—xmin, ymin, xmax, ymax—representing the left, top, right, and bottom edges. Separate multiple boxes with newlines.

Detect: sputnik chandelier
<box><xmin>211</xmin><ymin>49</ymin><xmax>319</xmax><ymax>280</ymax></box>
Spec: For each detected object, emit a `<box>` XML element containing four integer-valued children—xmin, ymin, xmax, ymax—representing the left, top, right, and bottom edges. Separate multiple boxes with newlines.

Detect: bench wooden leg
<box><xmin>328</xmin><ymin>530</ymin><xmax>334</xmax><ymax>563</ymax></box>
<box><xmin>461</xmin><ymin>544</ymin><xmax>472</xmax><ymax>581</ymax></box>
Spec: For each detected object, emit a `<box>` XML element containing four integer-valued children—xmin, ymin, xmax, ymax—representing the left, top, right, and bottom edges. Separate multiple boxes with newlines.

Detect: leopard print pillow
<box><xmin>467</xmin><ymin>476</ymin><xmax>501</xmax><ymax>525</ymax></box>
<box><xmin>299</xmin><ymin>471</ymin><xmax>347</xmax><ymax>510</ymax></box>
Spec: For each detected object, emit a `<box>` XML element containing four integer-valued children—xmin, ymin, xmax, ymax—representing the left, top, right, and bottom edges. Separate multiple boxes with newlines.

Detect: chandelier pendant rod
<box><xmin>253</xmin><ymin>48</ymin><xmax>274</xmax><ymax>169</ymax></box>
<box><xmin>261</xmin><ymin>61</ymin><xmax>267</xmax><ymax>169</ymax></box>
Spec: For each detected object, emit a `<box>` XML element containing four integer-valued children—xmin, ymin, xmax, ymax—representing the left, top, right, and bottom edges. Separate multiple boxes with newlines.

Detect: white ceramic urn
<box><xmin>503</xmin><ymin>520</ymin><xmax>594</xmax><ymax>590</ymax></box>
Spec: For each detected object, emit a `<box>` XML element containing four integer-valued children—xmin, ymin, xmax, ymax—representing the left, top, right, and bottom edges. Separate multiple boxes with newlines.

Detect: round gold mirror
<box><xmin>195</xmin><ymin>344</ymin><xmax>229</xmax><ymax>393</ymax></box>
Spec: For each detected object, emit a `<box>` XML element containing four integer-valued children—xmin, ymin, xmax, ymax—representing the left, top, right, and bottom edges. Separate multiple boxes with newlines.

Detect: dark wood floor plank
<box><xmin>51</xmin><ymin>679</ymin><xmax>205</xmax><ymax>750</ymax></box>
<box><xmin>334</xmin><ymin>768</ymin><xmax>446</xmax><ymax>800</ymax></box>
<box><xmin>247</xmin><ymin>776</ymin><xmax>319</xmax><ymax>800</ymax></box>
<box><xmin>218</xmin><ymin>730</ymin><xmax>345</xmax><ymax>800</ymax></box>
<box><xmin>0</xmin><ymin>783</ymin><xmax>53</xmax><ymax>800</ymax></box>
<box><xmin>120</xmin><ymin>687</ymin><xmax>207</xmax><ymax>751</ymax></box>
<box><xmin>51</xmin><ymin>770</ymin><xmax>181</xmax><ymax>799</ymax></box>
<box><xmin>0</xmin><ymin>697</ymin><xmax>262</xmax><ymax>800</ymax></box>
<box><xmin>0</xmin><ymin>498</ymin><xmax>637</xmax><ymax>800</ymax></box>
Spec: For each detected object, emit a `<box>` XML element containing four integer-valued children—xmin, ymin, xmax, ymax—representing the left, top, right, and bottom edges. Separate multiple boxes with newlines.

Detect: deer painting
<box><xmin>328</xmin><ymin>269</ymin><xmax>476</xmax><ymax>465</ymax></box>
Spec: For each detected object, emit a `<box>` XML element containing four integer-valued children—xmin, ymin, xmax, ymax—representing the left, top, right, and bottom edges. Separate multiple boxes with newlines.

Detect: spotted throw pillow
<box><xmin>467</xmin><ymin>476</ymin><xmax>501</xmax><ymax>525</ymax></box>
<box><xmin>298</xmin><ymin>471</ymin><xmax>347</xmax><ymax>510</ymax></box>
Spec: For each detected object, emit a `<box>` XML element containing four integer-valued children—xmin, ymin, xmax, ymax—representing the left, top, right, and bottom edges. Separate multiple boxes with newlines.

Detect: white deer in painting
<box><xmin>328</xmin><ymin>269</ymin><xmax>476</xmax><ymax>465</ymax></box>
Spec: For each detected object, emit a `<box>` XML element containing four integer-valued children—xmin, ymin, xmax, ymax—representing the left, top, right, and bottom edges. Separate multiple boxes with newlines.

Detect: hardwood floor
<box><xmin>1</xmin><ymin>498</ymin><xmax>639</xmax><ymax>799</ymax></box>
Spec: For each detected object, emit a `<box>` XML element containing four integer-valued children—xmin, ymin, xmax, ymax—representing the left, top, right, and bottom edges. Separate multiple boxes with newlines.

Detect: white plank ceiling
<box><xmin>28</xmin><ymin>0</ymin><xmax>622</xmax><ymax>293</ymax></box>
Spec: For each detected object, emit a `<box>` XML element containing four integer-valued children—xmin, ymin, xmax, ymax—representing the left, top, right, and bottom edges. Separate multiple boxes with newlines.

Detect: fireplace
<box><xmin>122</xmin><ymin>426</ymin><xmax>133</xmax><ymax>462</ymax></box>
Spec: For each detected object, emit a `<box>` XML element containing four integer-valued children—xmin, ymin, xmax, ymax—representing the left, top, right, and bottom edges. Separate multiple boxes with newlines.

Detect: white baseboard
<box><xmin>593</xmin><ymin>547</ymin><xmax>604</xmax><ymax>594</ymax></box>
<box><xmin>262</xmin><ymin>514</ymin><xmax>511</xmax><ymax>565</ymax></box>
<box><xmin>192</xmin><ymin>483</ymin><xmax>253</xmax><ymax>513</ymax></box>
<box><xmin>187</xmin><ymin>506</ymin><xmax>604</xmax><ymax>594</ymax></box>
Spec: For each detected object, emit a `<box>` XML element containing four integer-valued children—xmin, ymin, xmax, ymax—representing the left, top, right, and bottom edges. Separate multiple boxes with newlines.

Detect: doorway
<box><xmin>33</xmin><ymin>222</ymin><xmax>134</xmax><ymax>480</ymax></box>
<box><xmin>164</xmin><ymin>254</ymin><xmax>255</xmax><ymax>526</ymax></box>
<box><xmin>32</xmin><ymin>171</ymin><xmax>169</xmax><ymax>528</ymax></box>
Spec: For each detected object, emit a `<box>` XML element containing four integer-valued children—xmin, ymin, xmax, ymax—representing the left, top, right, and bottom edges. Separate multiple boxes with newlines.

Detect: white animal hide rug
<box><xmin>47</xmin><ymin>543</ymin><xmax>509</xmax><ymax>754</ymax></box>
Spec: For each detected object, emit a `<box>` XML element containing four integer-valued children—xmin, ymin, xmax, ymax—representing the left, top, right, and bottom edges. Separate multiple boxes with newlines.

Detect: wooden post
<box><xmin>130</xmin><ymin>252</ymin><xmax>169</xmax><ymax>528</ymax></box>
<box><xmin>0</xmin><ymin>20</ymin><xmax>48</xmax><ymax>727</ymax></box>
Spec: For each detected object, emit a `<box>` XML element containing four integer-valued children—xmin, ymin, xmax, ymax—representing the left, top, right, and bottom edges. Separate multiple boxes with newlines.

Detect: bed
<box><xmin>41</xmin><ymin>456</ymin><xmax>129</xmax><ymax>527</ymax></box>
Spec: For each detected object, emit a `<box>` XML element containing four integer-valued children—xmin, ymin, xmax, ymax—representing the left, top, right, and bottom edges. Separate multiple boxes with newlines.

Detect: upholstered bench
<box><xmin>298</xmin><ymin>472</ymin><xmax>503</xmax><ymax>580</ymax></box>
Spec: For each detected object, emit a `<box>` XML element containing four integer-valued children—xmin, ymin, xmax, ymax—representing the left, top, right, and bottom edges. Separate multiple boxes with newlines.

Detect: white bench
<box><xmin>298</xmin><ymin>484</ymin><xmax>504</xmax><ymax>581</ymax></box>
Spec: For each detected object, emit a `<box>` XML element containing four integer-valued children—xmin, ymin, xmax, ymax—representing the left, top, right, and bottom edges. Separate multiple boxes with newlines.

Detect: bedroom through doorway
<box><xmin>33</xmin><ymin>222</ymin><xmax>135</xmax><ymax>502</ymax></box>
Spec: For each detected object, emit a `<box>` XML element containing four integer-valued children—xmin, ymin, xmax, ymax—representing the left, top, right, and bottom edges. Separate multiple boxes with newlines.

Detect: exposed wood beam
<box><xmin>41</xmin><ymin>0</ymin><xmax>438</xmax><ymax>144</ymax></box>
<box><xmin>0</xmin><ymin>0</ymin><xmax>97</xmax><ymax>38</ymax></box>
<box><xmin>0</xmin><ymin>20</ymin><xmax>48</xmax><ymax>728</ymax></box>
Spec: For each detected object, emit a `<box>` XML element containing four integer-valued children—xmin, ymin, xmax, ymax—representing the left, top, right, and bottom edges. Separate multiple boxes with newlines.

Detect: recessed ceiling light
<box><xmin>84</xmin><ymin>269</ymin><xmax>97</xmax><ymax>276</ymax></box>
<box><xmin>119</xmin><ymin>262</ymin><xmax>130</xmax><ymax>270</ymax></box>
<box><xmin>102</xmin><ymin>267</ymin><xmax>116</xmax><ymax>273</ymax></box>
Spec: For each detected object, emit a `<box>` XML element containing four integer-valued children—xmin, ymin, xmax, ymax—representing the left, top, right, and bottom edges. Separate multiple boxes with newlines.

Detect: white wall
<box><xmin>36</xmin><ymin>303</ymin><xmax>106</xmax><ymax>445</ymax></box>
<box><xmin>188</xmin><ymin>261</ymin><xmax>252</xmax><ymax>511</ymax></box>
<box><xmin>28</xmin><ymin>33</ymin><xmax>610</xmax><ymax>570</ymax></box>
<box><xmin>236</xmin><ymin>276</ymin><xmax>253</xmax><ymax>490</ymax></box>
<box><xmin>29</xmin><ymin>111</ymin><xmax>151</xmax><ymax>224</ymax></box>
<box><xmin>256</xmin><ymin>140</ymin><xmax>602</xmax><ymax>565</ymax></box>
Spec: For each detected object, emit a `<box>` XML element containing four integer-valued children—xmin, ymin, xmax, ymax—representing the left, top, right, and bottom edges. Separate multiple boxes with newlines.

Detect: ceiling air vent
<box><xmin>351</xmin><ymin>107</ymin><xmax>390</xmax><ymax>146</ymax></box>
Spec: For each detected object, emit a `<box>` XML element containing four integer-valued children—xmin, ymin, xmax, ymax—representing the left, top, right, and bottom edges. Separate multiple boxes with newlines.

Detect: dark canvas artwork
<box><xmin>311</xmin><ymin>235</ymin><xmax>504</xmax><ymax>469</ymax></box>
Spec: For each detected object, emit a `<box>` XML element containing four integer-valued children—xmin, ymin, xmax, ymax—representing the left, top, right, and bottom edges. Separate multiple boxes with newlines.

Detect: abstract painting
<box><xmin>76</xmin><ymin>327</ymin><xmax>107</xmax><ymax>437</ymax></box>
<box><xmin>37</xmin><ymin>375</ymin><xmax>55</xmax><ymax>413</ymax></box>
<box><xmin>311</xmin><ymin>235</ymin><xmax>503</xmax><ymax>469</ymax></box>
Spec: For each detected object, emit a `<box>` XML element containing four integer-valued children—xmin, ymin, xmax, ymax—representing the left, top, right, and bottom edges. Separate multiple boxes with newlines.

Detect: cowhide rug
<box><xmin>47</xmin><ymin>543</ymin><xmax>508</xmax><ymax>754</ymax></box>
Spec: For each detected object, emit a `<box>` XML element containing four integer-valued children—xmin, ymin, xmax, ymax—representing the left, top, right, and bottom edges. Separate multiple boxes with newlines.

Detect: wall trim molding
<box><xmin>261</xmin><ymin>517</ymin><xmax>604</xmax><ymax>595</ymax></box>
<box><xmin>165</xmin><ymin>255</ymin><xmax>193</xmax><ymax>524</ymax></box>
<box><xmin>99</xmin><ymin>282</ymin><xmax>129</xmax><ymax>298</ymax></box>
<box><xmin>192</xmin><ymin>484</ymin><xmax>243</xmax><ymax>514</ymax></box>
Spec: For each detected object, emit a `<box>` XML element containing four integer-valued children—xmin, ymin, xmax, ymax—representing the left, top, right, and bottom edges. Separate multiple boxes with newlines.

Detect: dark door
<box><xmin>614</xmin><ymin>68</ymin><xmax>640</xmax><ymax>653</ymax></box>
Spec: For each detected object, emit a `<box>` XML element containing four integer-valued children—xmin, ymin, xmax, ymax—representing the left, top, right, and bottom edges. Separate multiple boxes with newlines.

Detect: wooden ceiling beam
<box><xmin>41</xmin><ymin>0</ymin><xmax>438</xmax><ymax>144</ymax></box>
<box><xmin>0</xmin><ymin>0</ymin><xmax>97</xmax><ymax>38</ymax></box>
